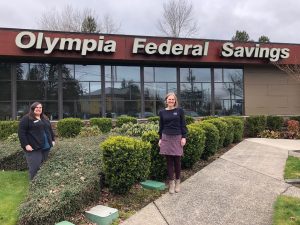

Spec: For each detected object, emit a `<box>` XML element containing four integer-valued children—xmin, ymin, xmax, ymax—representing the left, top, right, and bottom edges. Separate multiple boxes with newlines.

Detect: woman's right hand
<box><xmin>158</xmin><ymin>139</ymin><xmax>161</xmax><ymax>147</ymax></box>
<box><xmin>25</xmin><ymin>145</ymin><xmax>33</xmax><ymax>151</ymax></box>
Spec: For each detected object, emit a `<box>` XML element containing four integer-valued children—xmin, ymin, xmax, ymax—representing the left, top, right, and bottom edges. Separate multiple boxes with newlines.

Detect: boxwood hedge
<box><xmin>18</xmin><ymin>136</ymin><xmax>105</xmax><ymax>225</ymax></box>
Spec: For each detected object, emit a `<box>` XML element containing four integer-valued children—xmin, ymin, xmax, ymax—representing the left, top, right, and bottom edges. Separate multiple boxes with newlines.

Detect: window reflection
<box><xmin>144</xmin><ymin>67</ymin><xmax>177</xmax><ymax>116</ymax></box>
<box><xmin>214</xmin><ymin>68</ymin><xmax>243</xmax><ymax>116</ymax></box>
<box><xmin>180</xmin><ymin>68</ymin><xmax>211</xmax><ymax>116</ymax></box>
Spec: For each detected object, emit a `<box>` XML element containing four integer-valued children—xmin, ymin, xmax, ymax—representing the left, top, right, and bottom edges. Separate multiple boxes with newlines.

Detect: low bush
<box><xmin>100</xmin><ymin>136</ymin><xmax>151</xmax><ymax>194</ymax></box>
<box><xmin>142</xmin><ymin>131</ymin><xmax>167</xmax><ymax>181</ymax></box>
<box><xmin>282</xmin><ymin>120</ymin><xmax>300</xmax><ymax>139</ymax></box>
<box><xmin>245</xmin><ymin>115</ymin><xmax>266</xmax><ymax>137</ymax></box>
<box><xmin>0</xmin><ymin>121</ymin><xmax>19</xmax><ymax>140</ymax></box>
<box><xmin>112</xmin><ymin>122</ymin><xmax>158</xmax><ymax>137</ymax></box>
<box><xmin>147</xmin><ymin>116</ymin><xmax>159</xmax><ymax>123</ymax></box>
<box><xmin>266</xmin><ymin>116</ymin><xmax>284</xmax><ymax>131</ymax></box>
<box><xmin>182</xmin><ymin>124</ymin><xmax>206</xmax><ymax>168</ymax></box>
<box><xmin>90</xmin><ymin>118</ymin><xmax>112</xmax><ymax>133</ymax></box>
<box><xmin>18</xmin><ymin>136</ymin><xmax>105</xmax><ymax>225</ymax></box>
<box><xmin>289</xmin><ymin>116</ymin><xmax>300</xmax><ymax>123</ymax></box>
<box><xmin>258</xmin><ymin>130</ymin><xmax>281</xmax><ymax>139</ymax></box>
<box><xmin>0</xmin><ymin>139</ymin><xmax>27</xmax><ymax>171</ymax></box>
<box><xmin>195</xmin><ymin>121</ymin><xmax>219</xmax><ymax>160</ymax></box>
<box><xmin>185</xmin><ymin>116</ymin><xmax>195</xmax><ymax>125</ymax></box>
<box><xmin>220</xmin><ymin>118</ymin><xmax>234</xmax><ymax>147</ymax></box>
<box><xmin>79</xmin><ymin>126</ymin><xmax>102</xmax><ymax>137</ymax></box>
<box><xmin>116</xmin><ymin>116</ymin><xmax>137</xmax><ymax>128</ymax></box>
<box><xmin>205</xmin><ymin>118</ymin><xmax>228</xmax><ymax>148</ymax></box>
<box><xmin>57</xmin><ymin>118</ymin><xmax>83</xmax><ymax>138</ymax></box>
<box><xmin>227</xmin><ymin>117</ymin><xmax>244</xmax><ymax>143</ymax></box>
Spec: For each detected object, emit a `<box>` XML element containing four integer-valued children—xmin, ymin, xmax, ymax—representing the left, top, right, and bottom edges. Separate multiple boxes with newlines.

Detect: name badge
<box><xmin>33</xmin><ymin>120</ymin><xmax>40</xmax><ymax>123</ymax></box>
<box><xmin>173</xmin><ymin>112</ymin><xmax>178</xmax><ymax>116</ymax></box>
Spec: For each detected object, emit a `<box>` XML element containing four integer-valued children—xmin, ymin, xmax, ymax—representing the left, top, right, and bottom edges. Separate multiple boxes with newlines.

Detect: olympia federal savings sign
<box><xmin>15</xmin><ymin>31</ymin><xmax>290</xmax><ymax>62</ymax></box>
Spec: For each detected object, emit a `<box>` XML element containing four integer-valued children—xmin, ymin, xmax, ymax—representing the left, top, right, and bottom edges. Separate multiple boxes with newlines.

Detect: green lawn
<box><xmin>273</xmin><ymin>195</ymin><xmax>300</xmax><ymax>225</ymax></box>
<box><xmin>284</xmin><ymin>156</ymin><xmax>300</xmax><ymax>179</ymax></box>
<box><xmin>0</xmin><ymin>171</ymin><xmax>29</xmax><ymax>225</ymax></box>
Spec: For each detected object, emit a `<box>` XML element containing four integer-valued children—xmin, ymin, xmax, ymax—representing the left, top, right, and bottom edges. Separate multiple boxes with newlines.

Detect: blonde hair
<box><xmin>165</xmin><ymin>92</ymin><xmax>178</xmax><ymax>107</ymax></box>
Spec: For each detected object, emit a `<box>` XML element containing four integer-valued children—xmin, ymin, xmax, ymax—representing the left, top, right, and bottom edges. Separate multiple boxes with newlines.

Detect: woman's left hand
<box><xmin>181</xmin><ymin>138</ymin><xmax>186</xmax><ymax>147</ymax></box>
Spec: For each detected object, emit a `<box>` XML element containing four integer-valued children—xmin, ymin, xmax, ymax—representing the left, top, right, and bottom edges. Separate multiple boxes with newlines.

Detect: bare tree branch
<box><xmin>37</xmin><ymin>5</ymin><xmax>120</xmax><ymax>34</ymax></box>
<box><xmin>157</xmin><ymin>0</ymin><xmax>199</xmax><ymax>37</ymax></box>
<box><xmin>272</xmin><ymin>61</ymin><xmax>300</xmax><ymax>82</ymax></box>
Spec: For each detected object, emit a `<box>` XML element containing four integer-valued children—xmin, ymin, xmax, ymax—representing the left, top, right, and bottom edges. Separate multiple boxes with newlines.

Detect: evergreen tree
<box><xmin>232</xmin><ymin>30</ymin><xmax>250</xmax><ymax>42</ymax></box>
<box><xmin>81</xmin><ymin>16</ymin><xmax>98</xmax><ymax>33</ymax></box>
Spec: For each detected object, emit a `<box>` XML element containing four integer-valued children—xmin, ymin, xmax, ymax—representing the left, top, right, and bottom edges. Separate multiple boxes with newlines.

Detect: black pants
<box><xmin>24</xmin><ymin>149</ymin><xmax>50</xmax><ymax>180</ymax></box>
<box><xmin>165</xmin><ymin>155</ymin><xmax>181</xmax><ymax>180</ymax></box>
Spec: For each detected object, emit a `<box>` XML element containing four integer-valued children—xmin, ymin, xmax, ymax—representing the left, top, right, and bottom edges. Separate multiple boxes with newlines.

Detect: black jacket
<box><xmin>18</xmin><ymin>115</ymin><xmax>55</xmax><ymax>151</ymax></box>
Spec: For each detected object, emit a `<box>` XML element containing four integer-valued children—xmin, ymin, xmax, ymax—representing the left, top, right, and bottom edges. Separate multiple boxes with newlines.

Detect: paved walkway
<box><xmin>122</xmin><ymin>138</ymin><xmax>300</xmax><ymax>225</ymax></box>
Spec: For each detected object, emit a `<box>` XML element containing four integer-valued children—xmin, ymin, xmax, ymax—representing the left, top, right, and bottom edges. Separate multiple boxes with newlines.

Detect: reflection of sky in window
<box><xmin>145</xmin><ymin>67</ymin><xmax>176</xmax><ymax>82</ymax></box>
<box><xmin>75</xmin><ymin>65</ymin><xmax>100</xmax><ymax>81</ymax></box>
<box><xmin>224</xmin><ymin>69</ymin><xmax>242</xmax><ymax>82</ymax></box>
<box><xmin>104</xmin><ymin>66</ymin><xmax>140</xmax><ymax>82</ymax></box>
<box><xmin>180</xmin><ymin>68</ymin><xmax>210</xmax><ymax>82</ymax></box>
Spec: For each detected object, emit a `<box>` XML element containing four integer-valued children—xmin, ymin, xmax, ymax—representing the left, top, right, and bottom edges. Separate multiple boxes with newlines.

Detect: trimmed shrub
<box><xmin>266</xmin><ymin>116</ymin><xmax>284</xmax><ymax>131</ymax></box>
<box><xmin>115</xmin><ymin>116</ymin><xmax>137</xmax><ymax>128</ymax></box>
<box><xmin>147</xmin><ymin>116</ymin><xmax>159</xmax><ymax>123</ymax></box>
<box><xmin>142</xmin><ymin>131</ymin><xmax>167</xmax><ymax>181</ymax></box>
<box><xmin>90</xmin><ymin>118</ymin><xmax>112</xmax><ymax>133</ymax></box>
<box><xmin>219</xmin><ymin>118</ymin><xmax>234</xmax><ymax>147</ymax></box>
<box><xmin>205</xmin><ymin>118</ymin><xmax>228</xmax><ymax>148</ymax></box>
<box><xmin>245</xmin><ymin>115</ymin><xmax>266</xmax><ymax>137</ymax></box>
<box><xmin>112</xmin><ymin>122</ymin><xmax>158</xmax><ymax>137</ymax></box>
<box><xmin>57</xmin><ymin>118</ymin><xmax>83</xmax><ymax>138</ymax></box>
<box><xmin>79</xmin><ymin>126</ymin><xmax>102</xmax><ymax>137</ymax></box>
<box><xmin>195</xmin><ymin>121</ymin><xmax>219</xmax><ymax>160</ymax></box>
<box><xmin>289</xmin><ymin>116</ymin><xmax>300</xmax><ymax>123</ymax></box>
<box><xmin>100</xmin><ymin>136</ymin><xmax>151</xmax><ymax>194</ymax></box>
<box><xmin>258</xmin><ymin>130</ymin><xmax>281</xmax><ymax>139</ymax></box>
<box><xmin>182</xmin><ymin>124</ymin><xmax>206</xmax><ymax>168</ymax></box>
<box><xmin>0</xmin><ymin>120</ymin><xmax>19</xmax><ymax>140</ymax></box>
<box><xmin>185</xmin><ymin>115</ymin><xmax>195</xmax><ymax>125</ymax></box>
<box><xmin>18</xmin><ymin>136</ymin><xmax>105</xmax><ymax>225</ymax></box>
<box><xmin>227</xmin><ymin>117</ymin><xmax>244</xmax><ymax>143</ymax></box>
<box><xmin>0</xmin><ymin>139</ymin><xmax>27</xmax><ymax>170</ymax></box>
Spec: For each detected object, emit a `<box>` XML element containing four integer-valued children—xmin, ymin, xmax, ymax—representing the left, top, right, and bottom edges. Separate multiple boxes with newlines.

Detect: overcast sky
<box><xmin>1</xmin><ymin>0</ymin><xmax>300</xmax><ymax>43</ymax></box>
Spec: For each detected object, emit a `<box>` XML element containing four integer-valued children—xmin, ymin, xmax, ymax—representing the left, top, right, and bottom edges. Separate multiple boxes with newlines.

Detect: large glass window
<box><xmin>105</xmin><ymin>66</ymin><xmax>141</xmax><ymax>117</ymax></box>
<box><xmin>0</xmin><ymin>63</ymin><xmax>11</xmax><ymax>120</ymax></box>
<box><xmin>214</xmin><ymin>68</ymin><xmax>243</xmax><ymax>115</ymax></box>
<box><xmin>144</xmin><ymin>67</ymin><xmax>177</xmax><ymax>117</ymax></box>
<box><xmin>16</xmin><ymin>63</ymin><xmax>59</xmax><ymax>119</ymax></box>
<box><xmin>180</xmin><ymin>68</ymin><xmax>211</xmax><ymax>116</ymax></box>
<box><xmin>63</xmin><ymin>64</ymin><xmax>101</xmax><ymax>119</ymax></box>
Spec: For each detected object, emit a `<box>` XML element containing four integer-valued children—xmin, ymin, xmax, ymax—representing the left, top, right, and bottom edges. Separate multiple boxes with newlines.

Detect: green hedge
<box><xmin>147</xmin><ymin>116</ymin><xmax>159</xmax><ymax>123</ymax></box>
<box><xmin>205</xmin><ymin>118</ymin><xmax>228</xmax><ymax>148</ymax></box>
<box><xmin>0</xmin><ymin>139</ymin><xmax>27</xmax><ymax>171</ymax></box>
<box><xmin>0</xmin><ymin>121</ymin><xmax>19</xmax><ymax>140</ymax></box>
<box><xmin>57</xmin><ymin>118</ymin><xmax>83</xmax><ymax>138</ymax></box>
<box><xmin>18</xmin><ymin>136</ymin><xmax>105</xmax><ymax>225</ymax></box>
<box><xmin>90</xmin><ymin>118</ymin><xmax>112</xmax><ymax>133</ymax></box>
<box><xmin>220</xmin><ymin>118</ymin><xmax>234</xmax><ymax>147</ymax></box>
<box><xmin>142</xmin><ymin>131</ymin><xmax>167</xmax><ymax>181</ymax></box>
<box><xmin>245</xmin><ymin>115</ymin><xmax>266</xmax><ymax>137</ymax></box>
<box><xmin>185</xmin><ymin>115</ymin><xmax>195</xmax><ymax>125</ymax></box>
<box><xmin>112</xmin><ymin>122</ymin><xmax>158</xmax><ymax>137</ymax></box>
<box><xmin>115</xmin><ymin>116</ymin><xmax>137</xmax><ymax>128</ymax></box>
<box><xmin>266</xmin><ymin>116</ymin><xmax>284</xmax><ymax>131</ymax></box>
<box><xmin>227</xmin><ymin>117</ymin><xmax>244</xmax><ymax>143</ymax></box>
<box><xmin>195</xmin><ymin>121</ymin><xmax>219</xmax><ymax>160</ymax></box>
<box><xmin>182</xmin><ymin>124</ymin><xmax>206</xmax><ymax>168</ymax></box>
<box><xmin>100</xmin><ymin>136</ymin><xmax>151</xmax><ymax>194</ymax></box>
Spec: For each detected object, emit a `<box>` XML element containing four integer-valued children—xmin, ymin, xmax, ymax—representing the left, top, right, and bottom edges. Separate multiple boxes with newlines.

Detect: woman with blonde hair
<box><xmin>158</xmin><ymin>92</ymin><xmax>187</xmax><ymax>194</ymax></box>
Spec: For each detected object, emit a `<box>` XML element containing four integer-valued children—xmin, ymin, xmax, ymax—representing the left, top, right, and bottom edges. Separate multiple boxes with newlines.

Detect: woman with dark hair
<box><xmin>18</xmin><ymin>102</ymin><xmax>55</xmax><ymax>180</ymax></box>
<box><xmin>158</xmin><ymin>92</ymin><xmax>187</xmax><ymax>194</ymax></box>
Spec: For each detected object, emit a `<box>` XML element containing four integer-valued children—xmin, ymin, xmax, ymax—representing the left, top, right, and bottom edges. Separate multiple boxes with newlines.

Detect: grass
<box><xmin>0</xmin><ymin>171</ymin><xmax>29</xmax><ymax>225</ymax></box>
<box><xmin>284</xmin><ymin>156</ymin><xmax>300</xmax><ymax>179</ymax></box>
<box><xmin>273</xmin><ymin>195</ymin><xmax>300</xmax><ymax>225</ymax></box>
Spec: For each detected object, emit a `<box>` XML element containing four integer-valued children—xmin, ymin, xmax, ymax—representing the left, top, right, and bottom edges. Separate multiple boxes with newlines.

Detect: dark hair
<box><xmin>27</xmin><ymin>102</ymin><xmax>48</xmax><ymax>120</ymax></box>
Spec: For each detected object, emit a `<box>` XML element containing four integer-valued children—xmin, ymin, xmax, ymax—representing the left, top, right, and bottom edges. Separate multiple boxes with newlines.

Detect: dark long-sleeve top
<box><xmin>158</xmin><ymin>107</ymin><xmax>187</xmax><ymax>139</ymax></box>
<box><xmin>18</xmin><ymin>115</ymin><xmax>55</xmax><ymax>151</ymax></box>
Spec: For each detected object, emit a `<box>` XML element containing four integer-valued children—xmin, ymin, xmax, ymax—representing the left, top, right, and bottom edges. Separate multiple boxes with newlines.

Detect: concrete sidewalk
<box><xmin>121</xmin><ymin>138</ymin><xmax>300</xmax><ymax>225</ymax></box>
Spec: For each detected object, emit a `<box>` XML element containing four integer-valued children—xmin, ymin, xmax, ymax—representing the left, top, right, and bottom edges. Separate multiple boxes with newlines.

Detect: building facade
<box><xmin>0</xmin><ymin>28</ymin><xmax>299</xmax><ymax>120</ymax></box>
